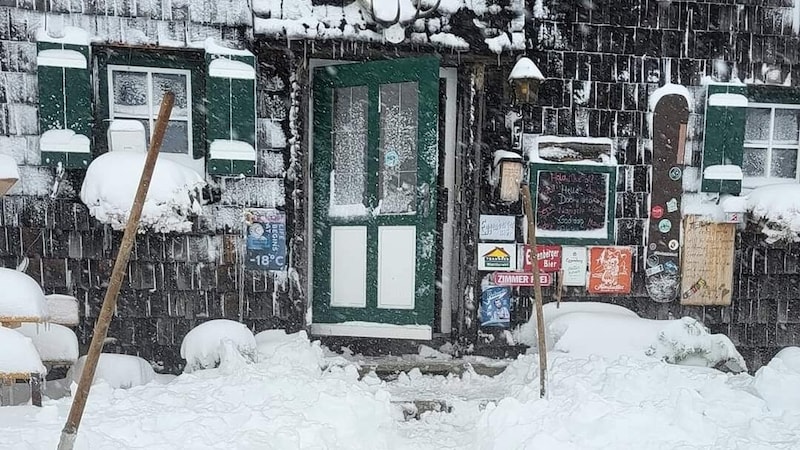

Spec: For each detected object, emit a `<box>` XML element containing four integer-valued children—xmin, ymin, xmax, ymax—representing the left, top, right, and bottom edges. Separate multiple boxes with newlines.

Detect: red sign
<box><xmin>588</xmin><ymin>246</ymin><xmax>632</xmax><ymax>294</ymax></box>
<box><xmin>493</xmin><ymin>272</ymin><xmax>552</xmax><ymax>287</ymax></box>
<box><xmin>520</xmin><ymin>245</ymin><xmax>562</xmax><ymax>272</ymax></box>
<box><xmin>651</xmin><ymin>205</ymin><xmax>664</xmax><ymax>219</ymax></box>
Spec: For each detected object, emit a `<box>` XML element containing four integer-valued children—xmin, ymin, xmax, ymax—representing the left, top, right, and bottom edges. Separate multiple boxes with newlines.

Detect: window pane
<box><xmin>773</xmin><ymin>109</ymin><xmax>800</xmax><ymax>143</ymax></box>
<box><xmin>112</xmin><ymin>71</ymin><xmax>149</xmax><ymax>117</ymax></box>
<box><xmin>770</xmin><ymin>148</ymin><xmax>798</xmax><ymax>178</ymax></box>
<box><xmin>745</xmin><ymin>108</ymin><xmax>771</xmax><ymax>143</ymax></box>
<box><xmin>742</xmin><ymin>148</ymin><xmax>767</xmax><ymax>177</ymax></box>
<box><xmin>152</xmin><ymin>73</ymin><xmax>189</xmax><ymax>118</ymax></box>
<box><xmin>160</xmin><ymin>121</ymin><xmax>189</xmax><ymax>154</ymax></box>
<box><xmin>331</xmin><ymin>86</ymin><xmax>368</xmax><ymax>206</ymax></box>
<box><xmin>378</xmin><ymin>82</ymin><xmax>418</xmax><ymax>215</ymax></box>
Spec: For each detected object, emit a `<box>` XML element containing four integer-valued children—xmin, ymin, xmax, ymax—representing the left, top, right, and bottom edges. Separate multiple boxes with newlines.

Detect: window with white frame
<box><xmin>743</xmin><ymin>105</ymin><xmax>800</xmax><ymax>180</ymax></box>
<box><xmin>108</xmin><ymin>65</ymin><xmax>192</xmax><ymax>155</ymax></box>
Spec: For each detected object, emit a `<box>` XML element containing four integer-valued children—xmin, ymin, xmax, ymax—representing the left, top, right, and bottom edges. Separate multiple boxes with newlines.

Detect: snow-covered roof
<box><xmin>79</xmin><ymin>151</ymin><xmax>206</xmax><ymax>233</ymax></box>
<box><xmin>252</xmin><ymin>0</ymin><xmax>527</xmax><ymax>53</ymax></box>
<box><xmin>0</xmin><ymin>268</ymin><xmax>48</xmax><ymax>323</ymax></box>
<box><xmin>0</xmin><ymin>327</ymin><xmax>46</xmax><ymax>377</ymax></box>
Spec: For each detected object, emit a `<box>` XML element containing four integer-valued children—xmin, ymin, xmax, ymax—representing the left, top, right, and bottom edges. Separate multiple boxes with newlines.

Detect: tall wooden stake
<box><xmin>57</xmin><ymin>93</ymin><xmax>175</xmax><ymax>450</ymax></box>
<box><xmin>521</xmin><ymin>185</ymin><xmax>547</xmax><ymax>398</ymax></box>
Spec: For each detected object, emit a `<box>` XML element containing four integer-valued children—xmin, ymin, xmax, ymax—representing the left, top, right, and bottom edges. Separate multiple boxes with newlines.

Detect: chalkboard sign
<box><xmin>530</xmin><ymin>163</ymin><xmax>616</xmax><ymax>245</ymax></box>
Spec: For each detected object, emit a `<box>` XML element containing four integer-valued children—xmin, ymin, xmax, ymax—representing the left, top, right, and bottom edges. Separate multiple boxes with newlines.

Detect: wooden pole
<box><xmin>521</xmin><ymin>185</ymin><xmax>547</xmax><ymax>398</ymax></box>
<box><xmin>57</xmin><ymin>92</ymin><xmax>175</xmax><ymax>450</ymax></box>
<box><xmin>555</xmin><ymin>269</ymin><xmax>565</xmax><ymax>309</ymax></box>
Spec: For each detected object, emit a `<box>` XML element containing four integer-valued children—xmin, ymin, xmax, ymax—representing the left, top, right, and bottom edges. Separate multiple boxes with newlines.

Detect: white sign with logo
<box><xmin>479</xmin><ymin>215</ymin><xmax>516</xmax><ymax>241</ymax></box>
<box><xmin>478</xmin><ymin>243</ymin><xmax>518</xmax><ymax>272</ymax></box>
<box><xmin>561</xmin><ymin>246</ymin><xmax>587</xmax><ymax>286</ymax></box>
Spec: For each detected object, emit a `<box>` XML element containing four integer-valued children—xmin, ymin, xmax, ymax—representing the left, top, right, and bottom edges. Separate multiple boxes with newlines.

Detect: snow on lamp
<box><xmin>509</xmin><ymin>57</ymin><xmax>545</xmax><ymax>105</ymax></box>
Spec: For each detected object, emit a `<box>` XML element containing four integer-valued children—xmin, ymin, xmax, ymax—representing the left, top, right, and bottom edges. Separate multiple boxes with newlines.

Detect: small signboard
<box><xmin>477</xmin><ymin>243</ymin><xmax>518</xmax><ymax>271</ymax></box>
<box><xmin>479</xmin><ymin>215</ymin><xmax>516</xmax><ymax>241</ymax></box>
<box><xmin>519</xmin><ymin>244</ymin><xmax>562</xmax><ymax>272</ymax></box>
<box><xmin>244</xmin><ymin>208</ymin><xmax>286</xmax><ymax>271</ymax></box>
<box><xmin>561</xmin><ymin>246</ymin><xmax>587</xmax><ymax>286</ymax></box>
<box><xmin>493</xmin><ymin>271</ymin><xmax>552</xmax><ymax>287</ymax></box>
<box><xmin>588</xmin><ymin>246</ymin><xmax>632</xmax><ymax>294</ymax></box>
<box><xmin>724</xmin><ymin>211</ymin><xmax>744</xmax><ymax>224</ymax></box>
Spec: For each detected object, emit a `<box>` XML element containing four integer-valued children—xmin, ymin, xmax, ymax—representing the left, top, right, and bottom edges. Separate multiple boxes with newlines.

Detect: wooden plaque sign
<box><xmin>680</xmin><ymin>216</ymin><xmax>735</xmax><ymax>306</ymax></box>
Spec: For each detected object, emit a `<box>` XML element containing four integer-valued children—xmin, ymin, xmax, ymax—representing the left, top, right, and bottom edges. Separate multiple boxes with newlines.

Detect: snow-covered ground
<box><xmin>2</xmin><ymin>307</ymin><xmax>800</xmax><ymax>449</ymax></box>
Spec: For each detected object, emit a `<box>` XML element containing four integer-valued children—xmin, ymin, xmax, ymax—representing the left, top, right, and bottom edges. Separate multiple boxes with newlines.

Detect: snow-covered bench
<box><xmin>0</xmin><ymin>327</ymin><xmax>46</xmax><ymax>407</ymax></box>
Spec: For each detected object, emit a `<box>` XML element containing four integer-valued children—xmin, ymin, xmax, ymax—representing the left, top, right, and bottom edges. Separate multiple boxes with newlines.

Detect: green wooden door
<box><xmin>311</xmin><ymin>57</ymin><xmax>439</xmax><ymax>340</ymax></box>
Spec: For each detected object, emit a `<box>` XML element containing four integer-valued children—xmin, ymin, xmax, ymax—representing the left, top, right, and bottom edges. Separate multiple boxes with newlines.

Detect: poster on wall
<box><xmin>480</xmin><ymin>285</ymin><xmax>511</xmax><ymax>328</ymax></box>
<box><xmin>244</xmin><ymin>208</ymin><xmax>286</xmax><ymax>271</ymax></box>
<box><xmin>561</xmin><ymin>246</ymin><xmax>587</xmax><ymax>286</ymax></box>
<box><xmin>588</xmin><ymin>246</ymin><xmax>632</xmax><ymax>294</ymax></box>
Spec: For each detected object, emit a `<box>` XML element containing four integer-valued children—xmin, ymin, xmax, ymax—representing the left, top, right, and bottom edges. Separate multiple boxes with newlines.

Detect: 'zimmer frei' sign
<box><xmin>519</xmin><ymin>244</ymin><xmax>562</xmax><ymax>272</ymax></box>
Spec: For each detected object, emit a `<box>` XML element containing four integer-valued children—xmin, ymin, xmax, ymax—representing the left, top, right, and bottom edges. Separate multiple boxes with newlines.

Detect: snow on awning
<box><xmin>0</xmin><ymin>268</ymin><xmax>49</xmax><ymax>324</ymax></box>
<box><xmin>80</xmin><ymin>151</ymin><xmax>206</xmax><ymax>233</ymax></box>
<box><xmin>704</xmin><ymin>164</ymin><xmax>744</xmax><ymax>181</ymax></box>
<box><xmin>36</xmin><ymin>49</ymin><xmax>87</xmax><ymax>69</ymax></box>
<box><xmin>209</xmin><ymin>139</ymin><xmax>256</xmax><ymax>161</ymax></box>
<box><xmin>35</xmin><ymin>26</ymin><xmax>90</xmax><ymax>46</ymax></box>
<box><xmin>40</xmin><ymin>129</ymin><xmax>91</xmax><ymax>153</ymax></box>
<box><xmin>209</xmin><ymin>58</ymin><xmax>255</xmax><ymax>79</ymax></box>
<box><xmin>708</xmin><ymin>93</ymin><xmax>748</xmax><ymax>108</ymax></box>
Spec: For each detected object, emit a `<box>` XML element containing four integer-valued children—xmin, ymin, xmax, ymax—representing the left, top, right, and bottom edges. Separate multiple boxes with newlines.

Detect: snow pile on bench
<box><xmin>753</xmin><ymin>347</ymin><xmax>800</xmax><ymax>413</ymax></box>
<box><xmin>181</xmin><ymin>319</ymin><xmax>257</xmax><ymax>373</ymax></box>
<box><xmin>0</xmin><ymin>327</ymin><xmax>45</xmax><ymax>377</ymax></box>
<box><xmin>16</xmin><ymin>323</ymin><xmax>79</xmax><ymax>365</ymax></box>
<box><xmin>514</xmin><ymin>302</ymin><xmax>746</xmax><ymax>372</ymax></box>
<box><xmin>44</xmin><ymin>294</ymin><xmax>79</xmax><ymax>326</ymax></box>
<box><xmin>80</xmin><ymin>151</ymin><xmax>205</xmax><ymax>233</ymax></box>
<box><xmin>68</xmin><ymin>353</ymin><xmax>155</xmax><ymax>389</ymax></box>
<box><xmin>0</xmin><ymin>268</ymin><xmax>48</xmax><ymax>323</ymax></box>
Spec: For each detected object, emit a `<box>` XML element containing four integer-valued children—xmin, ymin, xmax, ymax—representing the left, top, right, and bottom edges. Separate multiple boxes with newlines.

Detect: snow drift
<box><xmin>180</xmin><ymin>319</ymin><xmax>257</xmax><ymax>373</ymax></box>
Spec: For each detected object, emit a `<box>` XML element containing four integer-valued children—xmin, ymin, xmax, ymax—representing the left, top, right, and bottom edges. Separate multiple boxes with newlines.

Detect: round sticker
<box><xmin>669</xmin><ymin>166</ymin><xmax>682</xmax><ymax>181</ymax></box>
<box><xmin>384</xmin><ymin>150</ymin><xmax>399</xmax><ymax>168</ymax></box>
<box><xmin>648</xmin><ymin>242</ymin><xmax>657</xmax><ymax>251</ymax></box>
<box><xmin>668</xmin><ymin>239</ymin><xmax>679</xmax><ymax>251</ymax></box>
<box><xmin>646</xmin><ymin>254</ymin><xmax>660</xmax><ymax>267</ymax></box>
<box><xmin>658</xmin><ymin>219</ymin><xmax>672</xmax><ymax>233</ymax></box>
<box><xmin>651</xmin><ymin>205</ymin><xmax>664</xmax><ymax>219</ymax></box>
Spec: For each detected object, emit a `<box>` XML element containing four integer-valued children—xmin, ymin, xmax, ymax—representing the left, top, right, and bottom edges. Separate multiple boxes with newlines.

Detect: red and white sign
<box><xmin>520</xmin><ymin>245</ymin><xmax>562</xmax><ymax>272</ymax></box>
<box><xmin>493</xmin><ymin>272</ymin><xmax>553</xmax><ymax>287</ymax></box>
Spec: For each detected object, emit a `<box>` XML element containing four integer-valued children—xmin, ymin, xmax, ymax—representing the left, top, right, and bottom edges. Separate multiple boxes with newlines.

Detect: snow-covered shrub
<box><xmin>255</xmin><ymin>330</ymin><xmax>326</xmax><ymax>375</ymax></box>
<box><xmin>80</xmin><ymin>152</ymin><xmax>205</xmax><ymax>233</ymax></box>
<box><xmin>67</xmin><ymin>353</ymin><xmax>156</xmax><ymax>389</ymax></box>
<box><xmin>514</xmin><ymin>302</ymin><xmax>746</xmax><ymax>372</ymax></box>
<box><xmin>181</xmin><ymin>319</ymin><xmax>257</xmax><ymax>373</ymax></box>
<box><xmin>753</xmin><ymin>347</ymin><xmax>800</xmax><ymax>412</ymax></box>
<box><xmin>746</xmin><ymin>183</ymin><xmax>800</xmax><ymax>243</ymax></box>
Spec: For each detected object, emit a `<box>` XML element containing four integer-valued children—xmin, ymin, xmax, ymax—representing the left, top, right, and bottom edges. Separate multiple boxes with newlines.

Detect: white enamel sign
<box><xmin>561</xmin><ymin>246</ymin><xmax>587</xmax><ymax>286</ymax></box>
<box><xmin>479</xmin><ymin>215</ymin><xmax>516</xmax><ymax>241</ymax></box>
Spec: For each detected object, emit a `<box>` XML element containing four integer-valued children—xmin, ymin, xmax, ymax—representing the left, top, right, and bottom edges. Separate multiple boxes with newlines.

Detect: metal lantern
<box><xmin>508</xmin><ymin>57</ymin><xmax>545</xmax><ymax>105</ymax></box>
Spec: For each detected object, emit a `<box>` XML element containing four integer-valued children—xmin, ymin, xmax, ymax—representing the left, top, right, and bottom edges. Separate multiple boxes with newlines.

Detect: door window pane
<box><xmin>742</xmin><ymin>148</ymin><xmax>767</xmax><ymax>177</ymax></box>
<box><xmin>378</xmin><ymin>82</ymin><xmax>418</xmax><ymax>215</ymax></box>
<box><xmin>161</xmin><ymin>121</ymin><xmax>189</xmax><ymax>154</ymax></box>
<box><xmin>745</xmin><ymin>108</ymin><xmax>771</xmax><ymax>143</ymax></box>
<box><xmin>770</xmin><ymin>148</ymin><xmax>798</xmax><ymax>178</ymax></box>
<box><xmin>773</xmin><ymin>109</ymin><xmax>800</xmax><ymax>143</ymax></box>
<box><xmin>152</xmin><ymin>73</ymin><xmax>189</xmax><ymax>118</ymax></box>
<box><xmin>331</xmin><ymin>86</ymin><xmax>368</xmax><ymax>206</ymax></box>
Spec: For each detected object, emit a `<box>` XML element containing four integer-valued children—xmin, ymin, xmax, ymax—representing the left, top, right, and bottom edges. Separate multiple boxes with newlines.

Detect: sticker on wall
<box><xmin>561</xmin><ymin>246</ymin><xmax>587</xmax><ymax>286</ymax></box>
<box><xmin>646</xmin><ymin>254</ymin><xmax>660</xmax><ymax>267</ymax></box>
<box><xmin>477</xmin><ymin>243</ymin><xmax>518</xmax><ymax>271</ymax></box>
<box><xmin>668</xmin><ymin>166</ymin><xmax>682</xmax><ymax>181</ymax></box>
<box><xmin>651</xmin><ymin>205</ymin><xmax>664</xmax><ymax>219</ymax></box>
<box><xmin>668</xmin><ymin>239</ymin><xmax>680</xmax><ymax>251</ymax></box>
<box><xmin>384</xmin><ymin>149</ymin><xmax>399</xmax><ymax>168</ymax></box>
<box><xmin>658</xmin><ymin>219</ymin><xmax>672</xmax><ymax>233</ymax></box>
<box><xmin>479</xmin><ymin>215</ymin><xmax>516</xmax><ymax>241</ymax></box>
<box><xmin>666</xmin><ymin>198</ymin><xmax>678</xmax><ymax>213</ymax></box>
<box><xmin>244</xmin><ymin>208</ymin><xmax>286</xmax><ymax>271</ymax></box>
<box><xmin>588</xmin><ymin>246</ymin><xmax>632</xmax><ymax>294</ymax></box>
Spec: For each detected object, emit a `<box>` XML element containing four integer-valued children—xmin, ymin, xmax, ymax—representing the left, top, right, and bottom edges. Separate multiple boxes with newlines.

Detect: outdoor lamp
<box><xmin>508</xmin><ymin>57</ymin><xmax>544</xmax><ymax>105</ymax></box>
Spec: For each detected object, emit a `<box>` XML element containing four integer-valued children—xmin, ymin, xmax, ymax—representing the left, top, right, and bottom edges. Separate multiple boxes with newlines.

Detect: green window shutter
<box><xmin>205</xmin><ymin>53</ymin><xmax>256</xmax><ymax>176</ymax></box>
<box><xmin>701</xmin><ymin>85</ymin><xmax>746</xmax><ymax>194</ymax></box>
<box><xmin>37</xmin><ymin>41</ymin><xmax>92</xmax><ymax>169</ymax></box>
